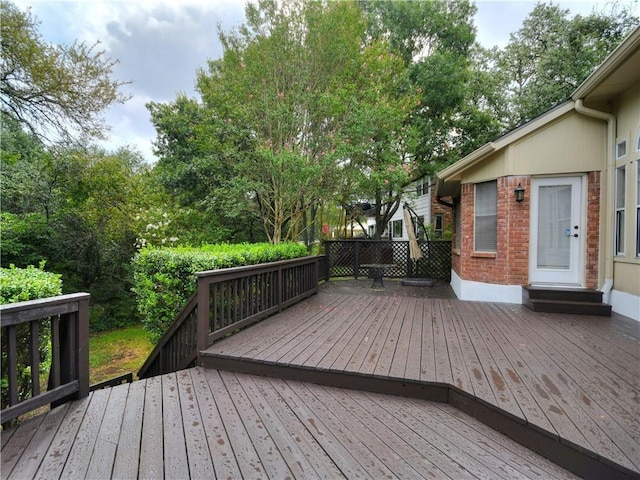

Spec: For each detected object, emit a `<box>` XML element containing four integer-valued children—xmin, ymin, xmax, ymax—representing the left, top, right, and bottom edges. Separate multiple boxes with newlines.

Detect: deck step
<box><xmin>401</xmin><ymin>277</ymin><xmax>434</xmax><ymax>287</ymax></box>
<box><xmin>523</xmin><ymin>286</ymin><xmax>611</xmax><ymax>316</ymax></box>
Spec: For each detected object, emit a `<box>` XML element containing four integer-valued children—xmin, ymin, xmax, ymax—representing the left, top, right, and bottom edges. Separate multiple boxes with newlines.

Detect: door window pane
<box><xmin>537</xmin><ymin>185</ymin><xmax>571</xmax><ymax>269</ymax></box>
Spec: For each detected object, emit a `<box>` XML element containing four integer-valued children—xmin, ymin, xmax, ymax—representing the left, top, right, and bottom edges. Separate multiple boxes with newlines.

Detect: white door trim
<box><xmin>529</xmin><ymin>176</ymin><xmax>586</xmax><ymax>286</ymax></box>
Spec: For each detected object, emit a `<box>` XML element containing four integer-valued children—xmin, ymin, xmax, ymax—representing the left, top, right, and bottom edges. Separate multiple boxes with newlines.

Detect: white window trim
<box><xmin>474</xmin><ymin>180</ymin><xmax>498</xmax><ymax>253</ymax></box>
<box><xmin>615</xmin><ymin>165</ymin><xmax>626</xmax><ymax>256</ymax></box>
<box><xmin>635</xmin><ymin>159</ymin><xmax>640</xmax><ymax>258</ymax></box>
<box><xmin>616</xmin><ymin>138</ymin><xmax>628</xmax><ymax>160</ymax></box>
<box><xmin>391</xmin><ymin>219</ymin><xmax>403</xmax><ymax>238</ymax></box>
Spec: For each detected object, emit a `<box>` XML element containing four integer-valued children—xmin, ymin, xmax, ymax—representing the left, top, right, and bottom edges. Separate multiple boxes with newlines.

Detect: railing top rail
<box><xmin>1</xmin><ymin>292</ymin><xmax>90</xmax><ymax>326</ymax></box>
<box><xmin>324</xmin><ymin>239</ymin><xmax>451</xmax><ymax>243</ymax></box>
<box><xmin>137</xmin><ymin>291</ymin><xmax>198</xmax><ymax>378</ymax></box>
<box><xmin>196</xmin><ymin>255</ymin><xmax>322</xmax><ymax>279</ymax></box>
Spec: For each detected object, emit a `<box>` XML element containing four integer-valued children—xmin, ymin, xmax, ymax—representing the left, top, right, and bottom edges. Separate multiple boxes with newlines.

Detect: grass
<box><xmin>89</xmin><ymin>325</ymin><xmax>154</xmax><ymax>385</ymax></box>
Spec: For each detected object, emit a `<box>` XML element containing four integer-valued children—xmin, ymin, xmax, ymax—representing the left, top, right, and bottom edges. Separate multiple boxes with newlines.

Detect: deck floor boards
<box><xmin>2</xmin><ymin>367</ymin><xmax>580</xmax><ymax>479</ymax></box>
<box><xmin>201</xmin><ymin>282</ymin><xmax>640</xmax><ymax>476</ymax></box>
<box><xmin>3</xmin><ymin>280</ymin><xmax>638</xmax><ymax>478</ymax></box>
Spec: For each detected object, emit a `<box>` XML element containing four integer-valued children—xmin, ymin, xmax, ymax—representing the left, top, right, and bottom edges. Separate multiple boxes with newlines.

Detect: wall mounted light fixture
<box><xmin>514</xmin><ymin>183</ymin><xmax>525</xmax><ymax>202</ymax></box>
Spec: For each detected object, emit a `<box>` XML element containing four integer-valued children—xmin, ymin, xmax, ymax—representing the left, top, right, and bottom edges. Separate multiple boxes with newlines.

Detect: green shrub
<box><xmin>132</xmin><ymin>242</ymin><xmax>308</xmax><ymax>341</ymax></box>
<box><xmin>1</xmin><ymin>263</ymin><xmax>62</xmax><ymax>413</ymax></box>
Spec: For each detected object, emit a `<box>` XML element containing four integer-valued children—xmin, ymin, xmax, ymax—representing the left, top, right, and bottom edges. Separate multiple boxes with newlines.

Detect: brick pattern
<box><xmin>430</xmin><ymin>191</ymin><xmax>453</xmax><ymax>233</ymax></box>
<box><xmin>453</xmin><ymin>174</ymin><xmax>600</xmax><ymax>288</ymax></box>
<box><xmin>586</xmin><ymin>171</ymin><xmax>600</xmax><ymax>289</ymax></box>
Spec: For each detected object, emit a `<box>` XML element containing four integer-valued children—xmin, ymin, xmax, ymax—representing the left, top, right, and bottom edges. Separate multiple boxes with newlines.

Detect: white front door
<box><xmin>529</xmin><ymin>177</ymin><xmax>584</xmax><ymax>286</ymax></box>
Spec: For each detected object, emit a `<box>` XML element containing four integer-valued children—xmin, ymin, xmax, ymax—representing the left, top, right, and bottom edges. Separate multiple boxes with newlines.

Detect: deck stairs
<box><xmin>523</xmin><ymin>285</ymin><xmax>612</xmax><ymax>316</ymax></box>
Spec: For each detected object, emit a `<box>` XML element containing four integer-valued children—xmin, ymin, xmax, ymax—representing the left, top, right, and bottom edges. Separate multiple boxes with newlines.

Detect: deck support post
<box><xmin>196</xmin><ymin>276</ymin><xmax>209</xmax><ymax>362</ymax></box>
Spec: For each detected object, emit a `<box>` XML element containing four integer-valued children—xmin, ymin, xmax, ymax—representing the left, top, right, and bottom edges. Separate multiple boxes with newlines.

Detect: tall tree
<box><xmin>363</xmin><ymin>0</ymin><xmax>487</xmax><ymax>172</ymax></box>
<box><xmin>497</xmin><ymin>2</ymin><xmax>638</xmax><ymax>127</ymax></box>
<box><xmin>0</xmin><ymin>0</ymin><xmax>129</xmax><ymax>142</ymax></box>
<box><xmin>153</xmin><ymin>0</ymin><xmax>415</xmax><ymax>243</ymax></box>
<box><xmin>147</xmin><ymin>95</ymin><xmax>262</xmax><ymax>244</ymax></box>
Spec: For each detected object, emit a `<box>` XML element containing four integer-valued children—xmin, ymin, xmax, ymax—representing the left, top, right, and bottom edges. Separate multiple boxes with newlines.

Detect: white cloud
<box><xmin>14</xmin><ymin>0</ymin><xmax>245</xmax><ymax>163</ymax></box>
<box><xmin>11</xmin><ymin>0</ymin><xmax>639</xmax><ymax>163</ymax></box>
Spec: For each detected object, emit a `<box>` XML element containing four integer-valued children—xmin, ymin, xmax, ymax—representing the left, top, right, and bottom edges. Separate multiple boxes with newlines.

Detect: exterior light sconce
<box><xmin>514</xmin><ymin>183</ymin><xmax>525</xmax><ymax>202</ymax></box>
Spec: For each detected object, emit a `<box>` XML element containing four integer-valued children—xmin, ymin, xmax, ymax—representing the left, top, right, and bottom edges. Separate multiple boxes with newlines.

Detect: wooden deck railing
<box><xmin>1</xmin><ymin>293</ymin><xmax>90</xmax><ymax>425</ymax></box>
<box><xmin>138</xmin><ymin>255</ymin><xmax>324</xmax><ymax>379</ymax></box>
<box><xmin>325</xmin><ymin>239</ymin><xmax>452</xmax><ymax>281</ymax></box>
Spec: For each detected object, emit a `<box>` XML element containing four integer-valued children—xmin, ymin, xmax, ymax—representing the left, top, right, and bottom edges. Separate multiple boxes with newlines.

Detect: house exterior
<box><xmin>436</xmin><ymin>27</ymin><xmax>640</xmax><ymax>321</ymax></box>
<box><xmin>367</xmin><ymin>175</ymin><xmax>453</xmax><ymax>241</ymax></box>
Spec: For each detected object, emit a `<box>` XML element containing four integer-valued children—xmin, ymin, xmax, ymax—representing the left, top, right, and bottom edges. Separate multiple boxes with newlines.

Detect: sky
<box><xmin>12</xmin><ymin>0</ymin><xmax>639</xmax><ymax>163</ymax></box>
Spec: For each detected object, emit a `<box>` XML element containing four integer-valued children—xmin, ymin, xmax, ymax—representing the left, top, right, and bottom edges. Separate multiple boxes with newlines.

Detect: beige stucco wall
<box><xmin>615</xmin><ymin>82</ymin><xmax>640</xmax><ymax>144</ymax></box>
<box><xmin>613</xmin><ymin>261</ymin><xmax>640</xmax><ymax>296</ymax></box>
<box><xmin>462</xmin><ymin>111</ymin><xmax>607</xmax><ymax>184</ymax></box>
<box><xmin>612</xmin><ymin>81</ymin><xmax>640</xmax><ymax>297</ymax></box>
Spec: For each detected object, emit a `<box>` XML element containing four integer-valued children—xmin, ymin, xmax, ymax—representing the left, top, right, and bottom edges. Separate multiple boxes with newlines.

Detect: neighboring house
<box><xmin>435</xmin><ymin>26</ymin><xmax>640</xmax><ymax>321</ymax></box>
<box><xmin>367</xmin><ymin>175</ymin><xmax>452</xmax><ymax>241</ymax></box>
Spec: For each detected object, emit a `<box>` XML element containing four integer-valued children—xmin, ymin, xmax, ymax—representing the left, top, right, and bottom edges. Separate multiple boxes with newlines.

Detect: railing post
<box><xmin>406</xmin><ymin>241</ymin><xmax>412</xmax><ymax>278</ymax></box>
<box><xmin>196</xmin><ymin>276</ymin><xmax>209</xmax><ymax>361</ymax></box>
<box><xmin>77</xmin><ymin>296</ymin><xmax>90</xmax><ymax>399</ymax></box>
<box><xmin>277</xmin><ymin>264</ymin><xmax>283</xmax><ymax>312</ymax></box>
<box><xmin>354</xmin><ymin>241</ymin><xmax>360</xmax><ymax>279</ymax></box>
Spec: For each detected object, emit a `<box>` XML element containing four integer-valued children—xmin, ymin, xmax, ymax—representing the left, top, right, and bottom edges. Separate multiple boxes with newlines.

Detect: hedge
<box><xmin>1</xmin><ymin>264</ymin><xmax>62</xmax><ymax>414</ymax></box>
<box><xmin>0</xmin><ymin>263</ymin><xmax>62</xmax><ymax>304</ymax></box>
<box><xmin>132</xmin><ymin>242</ymin><xmax>308</xmax><ymax>341</ymax></box>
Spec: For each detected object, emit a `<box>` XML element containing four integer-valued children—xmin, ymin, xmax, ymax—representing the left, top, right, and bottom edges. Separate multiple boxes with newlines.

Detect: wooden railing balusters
<box><xmin>139</xmin><ymin>256</ymin><xmax>324</xmax><ymax>379</ymax></box>
<box><xmin>7</xmin><ymin>325</ymin><xmax>18</xmax><ymax>406</ymax></box>
<box><xmin>1</xmin><ymin>293</ymin><xmax>90</xmax><ymax>424</ymax></box>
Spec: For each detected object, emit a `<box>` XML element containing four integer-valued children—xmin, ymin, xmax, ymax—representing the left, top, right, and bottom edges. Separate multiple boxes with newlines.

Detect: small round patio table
<box><xmin>361</xmin><ymin>264</ymin><xmax>395</xmax><ymax>290</ymax></box>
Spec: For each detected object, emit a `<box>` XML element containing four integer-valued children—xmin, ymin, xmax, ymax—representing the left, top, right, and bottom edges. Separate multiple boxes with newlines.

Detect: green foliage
<box><xmin>1</xmin><ymin>135</ymin><xmax>152</xmax><ymax>331</ymax></box>
<box><xmin>0</xmin><ymin>263</ymin><xmax>62</xmax><ymax>304</ymax></box>
<box><xmin>0</xmin><ymin>0</ymin><xmax>129</xmax><ymax>142</ymax></box>
<box><xmin>0</xmin><ymin>213</ymin><xmax>51</xmax><ymax>268</ymax></box>
<box><xmin>151</xmin><ymin>0</ymin><xmax>417</xmax><ymax>244</ymax></box>
<box><xmin>363</xmin><ymin>0</ymin><xmax>482</xmax><ymax>171</ymax></box>
<box><xmin>495</xmin><ymin>2</ymin><xmax>638</xmax><ymax>127</ymax></box>
<box><xmin>0</xmin><ymin>264</ymin><xmax>62</xmax><ymax>414</ymax></box>
<box><xmin>132</xmin><ymin>242</ymin><xmax>308</xmax><ymax>340</ymax></box>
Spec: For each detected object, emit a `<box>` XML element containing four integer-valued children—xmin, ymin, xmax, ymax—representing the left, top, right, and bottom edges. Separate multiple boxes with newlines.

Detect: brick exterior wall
<box><xmin>430</xmin><ymin>191</ymin><xmax>453</xmax><ymax>233</ymax></box>
<box><xmin>452</xmin><ymin>174</ymin><xmax>600</xmax><ymax>287</ymax></box>
<box><xmin>586</xmin><ymin>171</ymin><xmax>600</xmax><ymax>289</ymax></box>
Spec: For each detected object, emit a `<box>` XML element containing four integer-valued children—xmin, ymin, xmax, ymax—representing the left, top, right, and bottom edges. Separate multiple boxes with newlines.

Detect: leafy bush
<box><xmin>132</xmin><ymin>242</ymin><xmax>308</xmax><ymax>340</ymax></box>
<box><xmin>0</xmin><ymin>262</ymin><xmax>62</xmax><ymax>303</ymax></box>
<box><xmin>1</xmin><ymin>263</ymin><xmax>62</xmax><ymax>413</ymax></box>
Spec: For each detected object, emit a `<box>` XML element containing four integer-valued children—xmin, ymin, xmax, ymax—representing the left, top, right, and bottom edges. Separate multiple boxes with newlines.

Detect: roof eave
<box><xmin>572</xmin><ymin>26</ymin><xmax>640</xmax><ymax>101</ymax></box>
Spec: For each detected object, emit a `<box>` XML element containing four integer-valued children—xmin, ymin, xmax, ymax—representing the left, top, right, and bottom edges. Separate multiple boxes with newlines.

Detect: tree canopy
<box><xmin>494</xmin><ymin>2</ymin><xmax>638</xmax><ymax>127</ymax></box>
<box><xmin>0</xmin><ymin>0</ymin><xmax>129</xmax><ymax>143</ymax></box>
<box><xmin>151</xmin><ymin>0</ymin><xmax>417</xmax><ymax>243</ymax></box>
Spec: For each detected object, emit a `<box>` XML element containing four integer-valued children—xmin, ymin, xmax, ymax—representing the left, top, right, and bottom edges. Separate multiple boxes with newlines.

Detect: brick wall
<box><xmin>430</xmin><ymin>192</ymin><xmax>453</xmax><ymax>232</ymax></box>
<box><xmin>453</xmin><ymin>174</ymin><xmax>601</xmax><ymax>287</ymax></box>
<box><xmin>586</xmin><ymin>171</ymin><xmax>600</xmax><ymax>289</ymax></box>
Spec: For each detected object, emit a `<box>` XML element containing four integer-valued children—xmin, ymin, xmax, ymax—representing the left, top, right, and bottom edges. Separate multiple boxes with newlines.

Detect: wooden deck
<box><xmin>201</xmin><ymin>279</ymin><xmax>640</xmax><ymax>478</ymax></box>
<box><xmin>2</xmin><ymin>279</ymin><xmax>638</xmax><ymax>479</ymax></box>
<box><xmin>1</xmin><ymin>367</ymin><xmax>579</xmax><ymax>479</ymax></box>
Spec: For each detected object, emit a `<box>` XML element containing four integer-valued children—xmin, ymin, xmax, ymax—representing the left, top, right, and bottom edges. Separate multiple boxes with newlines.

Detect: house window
<box><xmin>391</xmin><ymin>219</ymin><xmax>403</xmax><ymax>238</ymax></box>
<box><xmin>368</xmin><ymin>225</ymin><xmax>375</xmax><ymax>238</ymax></box>
<box><xmin>475</xmin><ymin>180</ymin><xmax>497</xmax><ymax>252</ymax></box>
<box><xmin>413</xmin><ymin>215</ymin><xmax>425</xmax><ymax>240</ymax></box>
<box><xmin>616</xmin><ymin>139</ymin><xmax>627</xmax><ymax>159</ymax></box>
<box><xmin>415</xmin><ymin>177</ymin><xmax>429</xmax><ymax>196</ymax></box>
<box><xmin>615</xmin><ymin>165</ymin><xmax>626</xmax><ymax>255</ymax></box>
<box><xmin>433</xmin><ymin>214</ymin><xmax>443</xmax><ymax>239</ymax></box>
<box><xmin>454</xmin><ymin>201</ymin><xmax>461</xmax><ymax>250</ymax></box>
